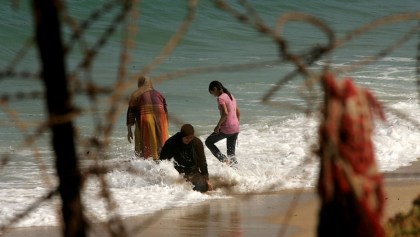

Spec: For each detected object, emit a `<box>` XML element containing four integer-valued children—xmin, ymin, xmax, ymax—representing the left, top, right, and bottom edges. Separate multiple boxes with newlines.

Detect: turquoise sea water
<box><xmin>0</xmin><ymin>0</ymin><xmax>419</xmax><ymax>228</ymax></box>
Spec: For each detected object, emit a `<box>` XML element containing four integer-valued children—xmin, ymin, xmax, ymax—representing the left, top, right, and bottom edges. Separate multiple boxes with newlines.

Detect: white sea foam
<box><xmin>2</xmin><ymin>100</ymin><xmax>419</xmax><ymax>228</ymax></box>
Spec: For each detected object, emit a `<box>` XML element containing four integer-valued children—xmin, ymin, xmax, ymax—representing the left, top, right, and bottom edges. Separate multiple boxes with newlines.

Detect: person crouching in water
<box><xmin>159</xmin><ymin>124</ymin><xmax>213</xmax><ymax>192</ymax></box>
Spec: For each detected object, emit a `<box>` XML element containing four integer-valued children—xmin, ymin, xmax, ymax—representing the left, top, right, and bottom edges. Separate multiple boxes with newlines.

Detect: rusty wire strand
<box><xmin>417</xmin><ymin>20</ymin><xmax>420</xmax><ymax>103</ymax></box>
<box><xmin>101</xmin><ymin>0</ymin><xmax>198</xmax><ymax>146</ymax></box>
<box><xmin>116</xmin><ymin>0</ymin><xmax>139</xmax><ymax>84</ymax></box>
<box><xmin>73</xmin><ymin>4</ymin><xmax>129</xmax><ymax>72</ymax></box>
<box><xmin>3</xmin><ymin>37</ymin><xmax>35</xmax><ymax>73</ymax></box>
<box><xmin>1</xmin><ymin>1</ymin><xmax>420</xmax><ymax>236</ymax></box>
<box><xmin>0</xmin><ymin>186</ymin><xmax>59</xmax><ymax>234</ymax></box>
<box><xmin>64</xmin><ymin>0</ymin><xmax>120</xmax><ymax>55</ymax></box>
<box><xmin>334</xmin><ymin>13</ymin><xmax>420</xmax><ymax>75</ymax></box>
<box><xmin>102</xmin><ymin>0</ymin><xmax>138</xmax><ymax>139</ymax></box>
<box><xmin>74</xmin><ymin>2</ymin><xmax>138</xmax><ymax>236</ymax></box>
<box><xmin>0</xmin><ymin>102</ymin><xmax>53</xmax><ymax>188</ymax></box>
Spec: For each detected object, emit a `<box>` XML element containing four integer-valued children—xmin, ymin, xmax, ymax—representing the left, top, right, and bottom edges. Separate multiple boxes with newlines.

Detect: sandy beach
<box><xmin>2</xmin><ymin>158</ymin><xmax>419</xmax><ymax>237</ymax></box>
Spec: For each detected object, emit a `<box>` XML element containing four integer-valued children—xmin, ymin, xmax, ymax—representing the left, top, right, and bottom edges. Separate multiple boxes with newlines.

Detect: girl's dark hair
<box><xmin>208</xmin><ymin>80</ymin><xmax>233</xmax><ymax>100</ymax></box>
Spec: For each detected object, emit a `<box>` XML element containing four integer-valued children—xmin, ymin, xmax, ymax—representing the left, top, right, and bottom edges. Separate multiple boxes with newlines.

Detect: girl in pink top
<box><xmin>205</xmin><ymin>81</ymin><xmax>241</xmax><ymax>165</ymax></box>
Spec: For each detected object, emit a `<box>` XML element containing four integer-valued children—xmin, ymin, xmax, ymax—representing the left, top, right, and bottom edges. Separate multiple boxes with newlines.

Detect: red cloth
<box><xmin>317</xmin><ymin>72</ymin><xmax>386</xmax><ymax>237</ymax></box>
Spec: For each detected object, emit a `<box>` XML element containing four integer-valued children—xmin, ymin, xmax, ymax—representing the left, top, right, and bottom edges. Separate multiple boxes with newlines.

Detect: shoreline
<box><xmin>2</xmin><ymin>159</ymin><xmax>419</xmax><ymax>237</ymax></box>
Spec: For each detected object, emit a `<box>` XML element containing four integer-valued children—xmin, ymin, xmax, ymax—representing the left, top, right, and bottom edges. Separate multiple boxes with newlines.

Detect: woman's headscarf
<box><xmin>129</xmin><ymin>76</ymin><xmax>154</xmax><ymax>107</ymax></box>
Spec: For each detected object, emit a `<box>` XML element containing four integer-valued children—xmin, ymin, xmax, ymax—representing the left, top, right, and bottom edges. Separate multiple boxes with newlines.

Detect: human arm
<box><xmin>214</xmin><ymin>103</ymin><xmax>228</xmax><ymax>133</ymax></box>
<box><xmin>194</xmin><ymin>138</ymin><xmax>208</xmax><ymax>176</ymax></box>
<box><xmin>127</xmin><ymin>125</ymin><xmax>133</xmax><ymax>143</ymax></box>
<box><xmin>163</xmin><ymin>96</ymin><xmax>169</xmax><ymax>123</ymax></box>
<box><xmin>126</xmin><ymin>90</ymin><xmax>140</xmax><ymax>143</ymax></box>
<box><xmin>126</xmin><ymin>105</ymin><xmax>136</xmax><ymax>143</ymax></box>
<box><xmin>206</xmin><ymin>180</ymin><xmax>213</xmax><ymax>191</ymax></box>
<box><xmin>159</xmin><ymin>137</ymin><xmax>174</xmax><ymax>161</ymax></box>
<box><xmin>236</xmin><ymin>104</ymin><xmax>240</xmax><ymax>122</ymax></box>
<box><xmin>194</xmin><ymin>138</ymin><xmax>211</xmax><ymax>188</ymax></box>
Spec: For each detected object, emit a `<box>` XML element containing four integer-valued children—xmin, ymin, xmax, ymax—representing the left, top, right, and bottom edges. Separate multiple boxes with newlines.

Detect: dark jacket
<box><xmin>159</xmin><ymin>132</ymin><xmax>209</xmax><ymax>179</ymax></box>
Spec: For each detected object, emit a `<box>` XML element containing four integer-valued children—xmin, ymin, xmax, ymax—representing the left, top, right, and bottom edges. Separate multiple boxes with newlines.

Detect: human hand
<box><xmin>207</xmin><ymin>180</ymin><xmax>213</xmax><ymax>191</ymax></box>
<box><xmin>127</xmin><ymin>130</ymin><xmax>133</xmax><ymax>143</ymax></box>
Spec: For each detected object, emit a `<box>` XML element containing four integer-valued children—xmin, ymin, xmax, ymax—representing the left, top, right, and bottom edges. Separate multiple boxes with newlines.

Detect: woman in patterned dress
<box><xmin>126</xmin><ymin>76</ymin><xmax>169</xmax><ymax>160</ymax></box>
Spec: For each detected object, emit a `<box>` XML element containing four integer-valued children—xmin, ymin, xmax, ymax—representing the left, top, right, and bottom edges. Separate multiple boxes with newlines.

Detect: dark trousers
<box><xmin>205</xmin><ymin>132</ymin><xmax>238</xmax><ymax>162</ymax></box>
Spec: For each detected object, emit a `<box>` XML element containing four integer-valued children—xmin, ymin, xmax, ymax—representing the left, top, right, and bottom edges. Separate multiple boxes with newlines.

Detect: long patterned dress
<box><xmin>127</xmin><ymin>89</ymin><xmax>168</xmax><ymax>160</ymax></box>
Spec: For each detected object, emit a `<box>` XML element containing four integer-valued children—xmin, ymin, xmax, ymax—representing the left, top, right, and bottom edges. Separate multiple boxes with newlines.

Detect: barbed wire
<box><xmin>0</xmin><ymin>0</ymin><xmax>419</xmax><ymax>236</ymax></box>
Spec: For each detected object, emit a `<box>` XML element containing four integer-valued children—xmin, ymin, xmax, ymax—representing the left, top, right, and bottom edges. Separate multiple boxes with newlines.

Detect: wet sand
<box><xmin>2</xmin><ymin>191</ymin><xmax>313</xmax><ymax>237</ymax></box>
<box><xmin>2</xmin><ymin>160</ymin><xmax>419</xmax><ymax>237</ymax></box>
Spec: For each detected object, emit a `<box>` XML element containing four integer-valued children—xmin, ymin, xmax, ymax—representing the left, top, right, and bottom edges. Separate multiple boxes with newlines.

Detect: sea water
<box><xmin>0</xmin><ymin>0</ymin><xmax>419</xmax><ymax>228</ymax></box>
